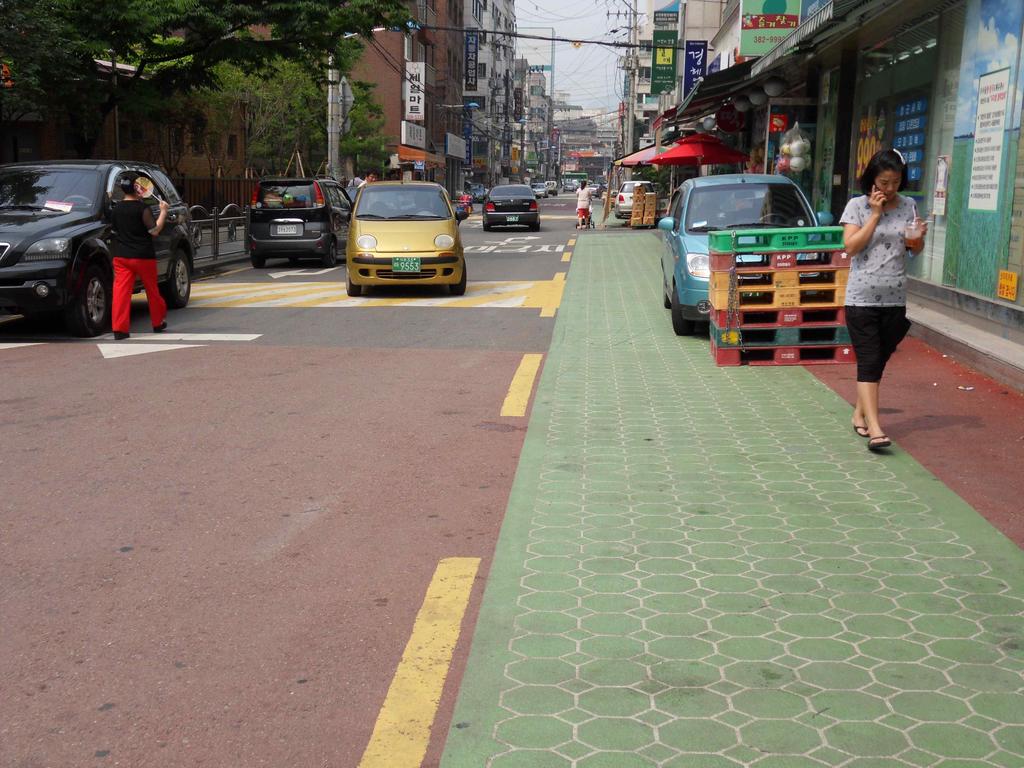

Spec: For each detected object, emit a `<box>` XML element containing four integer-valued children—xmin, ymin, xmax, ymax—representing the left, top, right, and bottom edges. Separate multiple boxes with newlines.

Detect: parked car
<box><xmin>483</xmin><ymin>185</ymin><xmax>541</xmax><ymax>231</ymax></box>
<box><xmin>248</xmin><ymin>177</ymin><xmax>351</xmax><ymax>268</ymax></box>
<box><xmin>530</xmin><ymin>182</ymin><xmax>549</xmax><ymax>199</ymax></box>
<box><xmin>614</xmin><ymin>180</ymin><xmax>655</xmax><ymax>219</ymax></box>
<box><xmin>544</xmin><ymin>180</ymin><xmax>558</xmax><ymax>197</ymax></box>
<box><xmin>346</xmin><ymin>182</ymin><xmax>468</xmax><ymax>297</ymax></box>
<box><xmin>469</xmin><ymin>184</ymin><xmax>488</xmax><ymax>203</ymax></box>
<box><xmin>657</xmin><ymin>174</ymin><xmax>825</xmax><ymax>335</ymax></box>
<box><xmin>0</xmin><ymin>160</ymin><xmax>194</xmax><ymax>337</ymax></box>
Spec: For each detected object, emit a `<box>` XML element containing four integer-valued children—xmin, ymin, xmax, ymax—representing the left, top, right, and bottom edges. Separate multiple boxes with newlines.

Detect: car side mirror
<box><xmin>657</xmin><ymin>216</ymin><xmax>675</xmax><ymax>232</ymax></box>
<box><xmin>816</xmin><ymin>211</ymin><xmax>834</xmax><ymax>226</ymax></box>
<box><xmin>455</xmin><ymin>208</ymin><xmax>469</xmax><ymax>223</ymax></box>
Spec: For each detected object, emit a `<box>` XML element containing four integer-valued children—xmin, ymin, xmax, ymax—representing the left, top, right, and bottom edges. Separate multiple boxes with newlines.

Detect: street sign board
<box><xmin>740</xmin><ymin>0</ymin><xmax>800</xmax><ymax>56</ymax></box>
<box><xmin>684</xmin><ymin>41</ymin><xmax>707</xmax><ymax>98</ymax></box>
<box><xmin>651</xmin><ymin>31</ymin><xmax>678</xmax><ymax>94</ymax></box>
<box><xmin>405</xmin><ymin>61</ymin><xmax>425</xmax><ymax>121</ymax></box>
<box><xmin>465</xmin><ymin>32</ymin><xmax>479</xmax><ymax>90</ymax></box>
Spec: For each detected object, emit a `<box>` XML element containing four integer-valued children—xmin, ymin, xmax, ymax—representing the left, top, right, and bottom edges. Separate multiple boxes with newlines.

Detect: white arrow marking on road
<box><xmin>121</xmin><ymin>333</ymin><xmax>262</xmax><ymax>342</ymax></box>
<box><xmin>486</xmin><ymin>236</ymin><xmax>540</xmax><ymax>245</ymax></box>
<box><xmin>268</xmin><ymin>268</ymin><xmax>344</xmax><ymax>279</ymax></box>
<box><xmin>0</xmin><ymin>342</ymin><xmax>42</xmax><ymax>350</ymax></box>
<box><xmin>97</xmin><ymin>343</ymin><xmax>205</xmax><ymax>359</ymax></box>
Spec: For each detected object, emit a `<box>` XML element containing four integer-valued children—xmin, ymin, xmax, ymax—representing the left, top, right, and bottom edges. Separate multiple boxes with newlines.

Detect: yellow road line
<box><xmin>537</xmin><ymin>272</ymin><xmax>566</xmax><ymax>318</ymax></box>
<box><xmin>358</xmin><ymin>557</ymin><xmax>480</xmax><ymax>768</ymax></box>
<box><xmin>561</xmin><ymin>250</ymin><xmax>572</xmax><ymax>263</ymax></box>
<box><xmin>567</xmin><ymin>238</ymin><xmax>576</xmax><ymax>246</ymax></box>
<box><xmin>501</xmin><ymin>353</ymin><xmax>544</xmax><ymax>417</ymax></box>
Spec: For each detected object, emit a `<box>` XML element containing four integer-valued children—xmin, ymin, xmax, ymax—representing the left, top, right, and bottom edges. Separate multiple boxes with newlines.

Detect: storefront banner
<box><xmin>740</xmin><ymin>0</ymin><xmax>800</xmax><ymax>57</ymax></box>
<box><xmin>651</xmin><ymin>31</ymin><xmax>678</xmax><ymax>94</ymax></box>
<box><xmin>446</xmin><ymin>132</ymin><xmax>467</xmax><ymax>160</ymax></box>
<box><xmin>893</xmin><ymin>95</ymin><xmax>928</xmax><ymax>184</ymax></box>
<box><xmin>465</xmin><ymin>32</ymin><xmax>478</xmax><ymax>91</ymax></box>
<box><xmin>401</xmin><ymin>120</ymin><xmax>426</xmax><ymax>149</ymax></box>
<box><xmin>855</xmin><ymin>102</ymin><xmax>887</xmax><ymax>180</ymax></box>
<box><xmin>405</xmin><ymin>62</ymin><xmax>425</xmax><ymax>122</ymax></box>
<box><xmin>968</xmin><ymin>68</ymin><xmax>1010</xmax><ymax>212</ymax></box>
<box><xmin>684</xmin><ymin>41</ymin><xmax>707</xmax><ymax>98</ymax></box>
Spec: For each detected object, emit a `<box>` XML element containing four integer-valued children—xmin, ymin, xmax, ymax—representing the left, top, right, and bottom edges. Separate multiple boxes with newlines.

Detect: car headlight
<box><xmin>434</xmin><ymin>234</ymin><xmax>455</xmax><ymax>249</ymax></box>
<box><xmin>686</xmin><ymin>252</ymin><xmax>710</xmax><ymax>278</ymax></box>
<box><xmin>23</xmin><ymin>237</ymin><xmax>72</xmax><ymax>262</ymax></box>
<box><xmin>355</xmin><ymin>234</ymin><xmax>377</xmax><ymax>251</ymax></box>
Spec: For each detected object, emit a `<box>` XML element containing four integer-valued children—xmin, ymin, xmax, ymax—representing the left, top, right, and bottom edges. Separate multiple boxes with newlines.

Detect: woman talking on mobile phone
<box><xmin>840</xmin><ymin>149</ymin><xmax>927</xmax><ymax>452</ymax></box>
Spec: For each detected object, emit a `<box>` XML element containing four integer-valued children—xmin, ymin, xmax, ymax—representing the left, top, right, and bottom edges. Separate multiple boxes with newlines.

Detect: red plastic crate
<box><xmin>710</xmin><ymin>250</ymin><xmax>851</xmax><ymax>273</ymax></box>
<box><xmin>710</xmin><ymin>307</ymin><xmax>848</xmax><ymax>328</ymax></box>
<box><xmin>711</xmin><ymin>339</ymin><xmax>856</xmax><ymax>367</ymax></box>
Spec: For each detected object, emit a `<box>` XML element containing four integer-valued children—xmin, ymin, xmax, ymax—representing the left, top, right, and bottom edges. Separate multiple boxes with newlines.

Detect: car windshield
<box><xmin>355</xmin><ymin>186</ymin><xmax>451</xmax><ymax>220</ymax></box>
<box><xmin>685</xmin><ymin>183</ymin><xmax>812</xmax><ymax>233</ymax></box>
<box><xmin>0</xmin><ymin>168</ymin><xmax>101</xmax><ymax>212</ymax></box>
<box><xmin>491</xmin><ymin>185</ymin><xmax>532</xmax><ymax>197</ymax></box>
<box><xmin>258</xmin><ymin>183</ymin><xmax>315</xmax><ymax>209</ymax></box>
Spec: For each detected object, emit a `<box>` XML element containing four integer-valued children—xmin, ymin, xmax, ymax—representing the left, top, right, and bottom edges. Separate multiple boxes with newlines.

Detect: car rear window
<box><xmin>685</xmin><ymin>183</ymin><xmax>812</xmax><ymax>233</ymax></box>
<box><xmin>355</xmin><ymin>185</ymin><xmax>451</xmax><ymax>220</ymax></box>
<box><xmin>257</xmin><ymin>183</ymin><xmax>314</xmax><ymax>209</ymax></box>
<box><xmin>620</xmin><ymin>181</ymin><xmax>652</xmax><ymax>193</ymax></box>
<box><xmin>0</xmin><ymin>167</ymin><xmax>101</xmax><ymax>212</ymax></box>
<box><xmin>491</xmin><ymin>185</ymin><xmax>532</xmax><ymax>197</ymax></box>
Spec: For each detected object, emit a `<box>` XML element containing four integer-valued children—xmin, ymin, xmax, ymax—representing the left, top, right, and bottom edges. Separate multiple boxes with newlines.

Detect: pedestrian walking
<box><xmin>110</xmin><ymin>175</ymin><xmax>170</xmax><ymax>340</ymax></box>
<box><xmin>840</xmin><ymin>149</ymin><xmax>927</xmax><ymax>451</ymax></box>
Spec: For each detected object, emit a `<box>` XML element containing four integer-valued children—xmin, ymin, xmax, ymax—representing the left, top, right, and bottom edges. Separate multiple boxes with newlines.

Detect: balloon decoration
<box><xmin>733</xmin><ymin>94</ymin><xmax>751</xmax><ymax>112</ymax></box>
<box><xmin>701</xmin><ymin>116</ymin><xmax>717</xmax><ymax>132</ymax></box>
<box><xmin>774</xmin><ymin>122</ymin><xmax>812</xmax><ymax>177</ymax></box>
<box><xmin>747</xmin><ymin>88</ymin><xmax>768</xmax><ymax>106</ymax></box>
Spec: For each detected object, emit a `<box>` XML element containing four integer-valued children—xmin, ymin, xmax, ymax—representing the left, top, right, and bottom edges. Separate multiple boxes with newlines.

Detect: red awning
<box><xmin>397</xmin><ymin>145</ymin><xmax>446</xmax><ymax>168</ymax></box>
<box><xmin>650</xmin><ymin>135</ymin><xmax>748</xmax><ymax>166</ymax></box>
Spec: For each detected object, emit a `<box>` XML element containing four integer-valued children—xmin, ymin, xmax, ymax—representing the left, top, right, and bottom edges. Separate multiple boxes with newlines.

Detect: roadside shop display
<box><xmin>775</xmin><ymin>123</ymin><xmax>812</xmax><ymax>179</ymax></box>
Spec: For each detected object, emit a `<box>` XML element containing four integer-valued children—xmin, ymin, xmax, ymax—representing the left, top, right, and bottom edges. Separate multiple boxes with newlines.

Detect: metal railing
<box><xmin>187</xmin><ymin>203</ymin><xmax>247</xmax><ymax>266</ymax></box>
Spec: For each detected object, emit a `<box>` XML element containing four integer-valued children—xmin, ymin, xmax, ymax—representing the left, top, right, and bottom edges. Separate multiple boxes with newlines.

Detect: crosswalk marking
<box><xmin>190</xmin><ymin>277</ymin><xmax>566</xmax><ymax>316</ymax></box>
<box><xmin>97</xmin><ymin>343</ymin><xmax>204</xmax><ymax>359</ymax></box>
<box><xmin>0</xmin><ymin>342</ymin><xmax>41</xmax><ymax>350</ymax></box>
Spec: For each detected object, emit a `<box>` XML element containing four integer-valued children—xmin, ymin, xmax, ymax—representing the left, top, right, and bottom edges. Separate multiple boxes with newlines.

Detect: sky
<box><xmin>513</xmin><ymin>0</ymin><xmax>632</xmax><ymax>112</ymax></box>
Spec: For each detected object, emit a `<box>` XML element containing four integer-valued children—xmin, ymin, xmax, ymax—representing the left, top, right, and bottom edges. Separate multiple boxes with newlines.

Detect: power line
<box><xmin>421</xmin><ymin>23</ymin><xmax>692</xmax><ymax>51</ymax></box>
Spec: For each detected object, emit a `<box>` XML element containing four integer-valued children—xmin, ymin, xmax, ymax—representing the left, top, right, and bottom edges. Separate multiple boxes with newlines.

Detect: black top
<box><xmin>111</xmin><ymin>200</ymin><xmax>157</xmax><ymax>259</ymax></box>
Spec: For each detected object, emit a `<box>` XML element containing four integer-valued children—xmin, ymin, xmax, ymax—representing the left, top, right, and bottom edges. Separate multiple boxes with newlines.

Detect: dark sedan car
<box><xmin>0</xmin><ymin>160</ymin><xmax>194</xmax><ymax>336</ymax></box>
<box><xmin>482</xmin><ymin>184</ymin><xmax>540</xmax><ymax>231</ymax></box>
<box><xmin>248</xmin><ymin>177</ymin><xmax>351</xmax><ymax>267</ymax></box>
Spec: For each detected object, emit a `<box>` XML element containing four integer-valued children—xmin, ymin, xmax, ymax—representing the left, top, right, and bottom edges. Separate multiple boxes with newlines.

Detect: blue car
<box><xmin>657</xmin><ymin>173</ymin><xmax>827</xmax><ymax>335</ymax></box>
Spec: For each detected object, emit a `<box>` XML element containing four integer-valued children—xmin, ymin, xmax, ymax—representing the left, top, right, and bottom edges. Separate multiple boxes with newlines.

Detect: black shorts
<box><xmin>845</xmin><ymin>305</ymin><xmax>911</xmax><ymax>383</ymax></box>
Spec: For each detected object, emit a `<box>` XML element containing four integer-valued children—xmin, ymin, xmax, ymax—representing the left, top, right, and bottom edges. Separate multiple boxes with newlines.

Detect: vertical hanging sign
<box><xmin>465</xmin><ymin>32</ymin><xmax>479</xmax><ymax>91</ymax></box>
<box><xmin>683</xmin><ymin>41</ymin><xmax>707</xmax><ymax>97</ymax></box>
<box><xmin>405</xmin><ymin>61</ymin><xmax>425</xmax><ymax>121</ymax></box>
<box><xmin>651</xmin><ymin>31</ymin><xmax>678</xmax><ymax>94</ymax></box>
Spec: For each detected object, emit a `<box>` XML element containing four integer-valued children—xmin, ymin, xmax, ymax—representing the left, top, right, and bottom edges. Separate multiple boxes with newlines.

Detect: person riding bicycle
<box><xmin>576</xmin><ymin>180</ymin><xmax>595</xmax><ymax>230</ymax></box>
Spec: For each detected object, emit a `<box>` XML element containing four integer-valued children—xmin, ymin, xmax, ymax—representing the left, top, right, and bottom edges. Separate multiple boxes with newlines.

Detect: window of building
<box><xmin>530</xmin><ymin>85</ymin><xmax>543</xmax><ymax>96</ymax></box>
<box><xmin>478</xmin><ymin>62</ymin><xmax>487</xmax><ymax>78</ymax></box>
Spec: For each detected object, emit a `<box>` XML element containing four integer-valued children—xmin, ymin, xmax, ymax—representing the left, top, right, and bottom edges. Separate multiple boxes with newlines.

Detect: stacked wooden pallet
<box><xmin>707</xmin><ymin>227</ymin><xmax>856</xmax><ymax>366</ymax></box>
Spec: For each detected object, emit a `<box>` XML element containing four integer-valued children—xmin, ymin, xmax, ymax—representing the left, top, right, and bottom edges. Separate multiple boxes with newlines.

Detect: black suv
<box><xmin>0</xmin><ymin>160</ymin><xmax>193</xmax><ymax>336</ymax></box>
<box><xmin>248</xmin><ymin>177</ymin><xmax>351</xmax><ymax>268</ymax></box>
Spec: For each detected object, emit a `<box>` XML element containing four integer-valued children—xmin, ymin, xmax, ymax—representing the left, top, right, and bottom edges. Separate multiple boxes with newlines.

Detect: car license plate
<box><xmin>275</xmin><ymin>224</ymin><xmax>299</xmax><ymax>235</ymax></box>
<box><xmin>506</xmin><ymin>215</ymin><xmax>519</xmax><ymax>223</ymax></box>
<box><xmin>392</xmin><ymin>256</ymin><xmax>421</xmax><ymax>272</ymax></box>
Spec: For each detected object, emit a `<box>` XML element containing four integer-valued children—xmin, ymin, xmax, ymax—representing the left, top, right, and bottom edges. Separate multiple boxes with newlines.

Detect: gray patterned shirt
<box><xmin>840</xmin><ymin>194</ymin><xmax>917</xmax><ymax>307</ymax></box>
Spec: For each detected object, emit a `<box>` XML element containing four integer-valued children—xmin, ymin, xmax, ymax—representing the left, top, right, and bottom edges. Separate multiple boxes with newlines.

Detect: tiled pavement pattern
<box><xmin>440</xmin><ymin>232</ymin><xmax>1024</xmax><ymax>767</ymax></box>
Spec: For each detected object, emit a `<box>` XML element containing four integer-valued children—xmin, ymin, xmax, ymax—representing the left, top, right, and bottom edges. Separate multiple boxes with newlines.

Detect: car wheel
<box><xmin>346</xmin><ymin>278</ymin><xmax>363</xmax><ymax>297</ymax></box>
<box><xmin>450</xmin><ymin>264</ymin><xmax>467</xmax><ymax>296</ymax></box>
<box><xmin>251</xmin><ymin>254</ymin><xmax>265</xmax><ymax>268</ymax></box>
<box><xmin>482</xmin><ymin>221</ymin><xmax>492</xmax><ymax>231</ymax></box>
<box><xmin>670</xmin><ymin>281</ymin><xmax>696</xmax><ymax>336</ymax></box>
<box><xmin>322</xmin><ymin>238</ymin><xmax>338</xmax><ymax>268</ymax></box>
<box><xmin>530</xmin><ymin>222</ymin><xmax>540</xmax><ymax>232</ymax></box>
<box><xmin>65</xmin><ymin>261</ymin><xmax>111</xmax><ymax>337</ymax></box>
<box><xmin>161</xmin><ymin>250</ymin><xmax>191</xmax><ymax>309</ymax></box>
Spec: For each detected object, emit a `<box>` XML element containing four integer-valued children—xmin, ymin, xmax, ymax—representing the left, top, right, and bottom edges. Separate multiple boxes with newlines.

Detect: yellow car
<box><xmin>346</xmin><ymin>181</ymin><xmax>469</xmax><ymax>296</ymax></box>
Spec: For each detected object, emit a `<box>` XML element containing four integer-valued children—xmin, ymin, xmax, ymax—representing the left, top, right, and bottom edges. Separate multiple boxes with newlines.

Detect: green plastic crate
<box><xmin>708</xmin><ymin>226</ymin><xmax>846</xmax><ymax>255</ymax></box>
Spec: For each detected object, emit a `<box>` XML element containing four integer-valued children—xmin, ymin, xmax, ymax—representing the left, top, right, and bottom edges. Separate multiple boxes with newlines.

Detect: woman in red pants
<box><xmin>110</xmin><ymin>176</ymin><xmax>170</xmax><ymax>339</ymax></box>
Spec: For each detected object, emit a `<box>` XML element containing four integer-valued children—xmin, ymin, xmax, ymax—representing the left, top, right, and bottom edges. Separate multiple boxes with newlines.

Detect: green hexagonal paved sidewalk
<box><xmin>440</xmin><ymin>232</ymin><xmax>1024</xmax><ymax>767</ymax></box>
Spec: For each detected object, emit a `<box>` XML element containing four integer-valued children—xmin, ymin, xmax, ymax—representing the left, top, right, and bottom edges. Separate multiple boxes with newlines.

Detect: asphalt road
<box><xmin>0</xmin><ymin>195</ymin><xmax>583</xmax><ymax>767</ymax></box>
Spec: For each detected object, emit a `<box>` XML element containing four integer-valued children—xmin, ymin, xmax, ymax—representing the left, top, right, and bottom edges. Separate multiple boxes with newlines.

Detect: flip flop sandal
<box><xmin>867</xmin><ymin>436</ymin><xmax>892</xmax><ymax>451</ymax></box>
<box><xmin>853</xmin><ymin>424</ymin><xmax>870</xmax><ymax>438</ymax></box>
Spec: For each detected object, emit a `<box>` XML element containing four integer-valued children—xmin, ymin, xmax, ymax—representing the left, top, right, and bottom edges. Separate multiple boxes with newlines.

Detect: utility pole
<box><xmin>675</xmin><ymin>0</ymin><xmax>687</xmax><ymax>104</ymax></box>
<box><xmin>327</xmin><ymin>55</ymin><xmax>340</xmax><ymax>179</ymax></box>
<box><xmin>623</xmin><ymin>0</ymin><xmax>638</xmax><ymax>159</ymax></box>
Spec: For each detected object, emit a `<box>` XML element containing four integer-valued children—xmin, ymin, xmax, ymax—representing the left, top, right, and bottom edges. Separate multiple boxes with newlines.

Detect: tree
<box><xmin>1</xmin><ymin>0</ymin><xmax>409</xmax><ymax>156</ymax></box>
<box><xmin>339</xmin><ymin>80</ymin><xmax>390</xmax><ymax>177</ymax></box>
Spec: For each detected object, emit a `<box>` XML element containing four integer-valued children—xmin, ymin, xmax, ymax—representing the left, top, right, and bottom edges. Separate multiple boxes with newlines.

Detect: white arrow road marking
<box><xmin>267</xmin><ymin>268</ymin><xmax>344</xmax><ymax>279</ymax></box>
<box><xmin>0</xmin><ymin>342</ymin><xmax>42</xmax><ymax>350</ymax></box>
<box><xmin>97</xmin><ymin>343</ymin><xmax>205</xmax><ymax>359</ymax></box>
<box><xmin>485</xmin><ymin>236</ymin><xmax>540</xmax><ymax>244</ymax></box>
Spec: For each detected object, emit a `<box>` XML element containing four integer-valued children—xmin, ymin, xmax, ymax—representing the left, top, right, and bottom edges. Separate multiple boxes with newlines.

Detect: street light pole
<box><xmin>327</xmin><ymin>55</ymin><xmax>340</xmax><ymax>179</ymax></box>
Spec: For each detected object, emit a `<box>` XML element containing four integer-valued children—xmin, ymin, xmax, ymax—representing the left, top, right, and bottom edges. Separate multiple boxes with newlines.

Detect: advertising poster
<box><xmin>740</xmin><ymin>0</ymin><xmax>801</xmax><ymax>57</ymax></box>
<box><xmin>967</xmin><ymin>68</ymin><xmax>1010</xmax><ymax>211</ymax></box>
<box><xmin>933</xmin><ymin>155</ymin><xmax>950</xmax><ymax>216</ymax></box>
<box><xmin>651</xmin><ymin>31</ymin><xmax>678</xmax><ymax>94</ymax></box>
<box><xmin>855</xmin><ymin>101</ymin><xmax>888</xmax><ymax>179</ymax></box>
